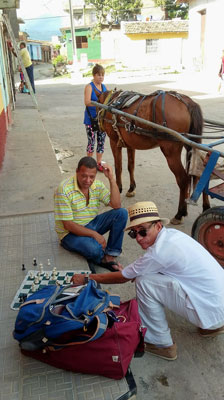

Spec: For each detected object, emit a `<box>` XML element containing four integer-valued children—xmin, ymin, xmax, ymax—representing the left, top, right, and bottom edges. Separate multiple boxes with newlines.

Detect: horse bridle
<box><xmin>98</xmin><ymin>89</ymin><xmax>117</xmax><ymax>132</ymax></box>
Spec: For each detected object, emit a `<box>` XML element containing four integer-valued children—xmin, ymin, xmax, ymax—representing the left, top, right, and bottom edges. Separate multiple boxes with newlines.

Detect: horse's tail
<box><xmin>188</xmin><ymin>100</ymin><xmax>203</xmax><ymax>142</ymax></box>
<box><xmin>185</xmin><ymin>100</ymin><xmax>204</xmax><ymax>196</ymax></box>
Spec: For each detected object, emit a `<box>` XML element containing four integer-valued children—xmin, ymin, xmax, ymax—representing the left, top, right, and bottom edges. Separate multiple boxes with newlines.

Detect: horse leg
<box><xmin>160</xmin><ymin>145</ymin><xmax>188</xmax><ymax>224</ymax></box>
<box><xmin>109</xmin><ymin>139</ymin><xmax>123</xmax><ymax>193</ymax></box>
<box><xmin>202</xmin><ymin>192</ymin><xmax>210</xmax><ymax>211</ymax></box>
<box><xmin>126</xmin><ymin>148</ymin><xmax>136</xmax><ymax>197</ymax></box>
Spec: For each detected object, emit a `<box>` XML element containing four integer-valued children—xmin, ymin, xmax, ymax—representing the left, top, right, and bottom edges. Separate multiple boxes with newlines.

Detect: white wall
<box><xmin>117</xmin><ymin>30</ymin><xmax>185</xmax><ymax>70</ymax></box>
<box><xmin>101</xmin><ymin>30</ymin><xmax>121</xmax><ymax>61</ymax></box>
<box><xmin>188</xmin><ymin>0</ymin><xmax>224</xmax><ymax>75</ymax></box>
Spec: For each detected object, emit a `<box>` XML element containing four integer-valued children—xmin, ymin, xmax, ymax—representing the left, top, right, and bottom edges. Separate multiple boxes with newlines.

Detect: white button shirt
<box><xmin>122</xmin><ymin>227</ymin><xmax>224</xmax><ymax>327</ymax></box>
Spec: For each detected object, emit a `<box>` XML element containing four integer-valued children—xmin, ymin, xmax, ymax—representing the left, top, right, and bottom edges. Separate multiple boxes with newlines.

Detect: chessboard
<box><xmin>11</xmin><ymin>269</ymin><xmax>91</xmax><ymax>311</ymax></box>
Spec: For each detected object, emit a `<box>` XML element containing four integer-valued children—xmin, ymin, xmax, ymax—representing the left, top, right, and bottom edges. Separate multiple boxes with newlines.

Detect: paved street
<box><xmin>0</xmin><ymin>64</ymin><xmax>224</xmax><ymax>400</ymax></box>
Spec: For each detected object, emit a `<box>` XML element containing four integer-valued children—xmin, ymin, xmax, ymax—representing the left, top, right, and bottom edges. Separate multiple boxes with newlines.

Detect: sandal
<box><xmin>97</xmin><ymin>163</ymin><xmax>104</xmax><ymax>172</ymax></box>
<box><xmin>99</xmin><ymin>261</ymin><xmax>120</xmax><ymax>272</ymax></box>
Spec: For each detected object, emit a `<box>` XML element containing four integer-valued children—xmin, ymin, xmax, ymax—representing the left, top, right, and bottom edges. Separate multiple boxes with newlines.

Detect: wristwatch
<box><xmin>84</xmin><ymin>274</ymin><xmax>89</xmax><ymax>284</ymax></box>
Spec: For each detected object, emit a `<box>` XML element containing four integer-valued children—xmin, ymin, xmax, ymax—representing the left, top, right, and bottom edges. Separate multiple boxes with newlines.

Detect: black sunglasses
<box><xmin>128</xmin><ymin>224</ymin><xmax>155</xmax><ymax>239</ymax></box>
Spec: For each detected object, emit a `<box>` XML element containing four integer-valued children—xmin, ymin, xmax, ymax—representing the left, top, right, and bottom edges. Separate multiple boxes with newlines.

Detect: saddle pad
<box><xmin>123</xmin><ymin>94</ymin><xmax>141</xmax><ymax>108</ymax></box>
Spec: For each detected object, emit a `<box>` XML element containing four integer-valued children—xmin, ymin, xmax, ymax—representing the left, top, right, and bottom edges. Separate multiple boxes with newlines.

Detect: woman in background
<box><xmin>84</xmin><ymin>64</ymin><xmax>107</xmax><ymax>172</ymax></box>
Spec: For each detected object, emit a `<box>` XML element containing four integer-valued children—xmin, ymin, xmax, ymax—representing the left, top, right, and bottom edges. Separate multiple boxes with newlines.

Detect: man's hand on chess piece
<box><xmin>71</xmin><ymin>274</ymin><xmax>88</xmax><ymax>286</ymax></box>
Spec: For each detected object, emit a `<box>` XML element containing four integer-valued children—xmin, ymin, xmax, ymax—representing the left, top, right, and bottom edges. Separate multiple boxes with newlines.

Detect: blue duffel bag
<box><xmin>13</xmin><ymin>280</ymin><xmax>120</xmax><ymax>351</ymax></box>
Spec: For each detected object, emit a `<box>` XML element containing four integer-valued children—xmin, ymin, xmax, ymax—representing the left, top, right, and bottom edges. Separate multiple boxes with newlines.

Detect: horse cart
<box><xmin>91</xmin><ymin>89</ymin><xmax>224</xmax><ymax>267</ymax></box>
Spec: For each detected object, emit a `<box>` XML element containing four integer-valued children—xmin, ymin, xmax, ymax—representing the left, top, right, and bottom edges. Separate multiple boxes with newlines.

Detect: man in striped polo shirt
<box><xmin>54</xmin><ymin>156</ymin><xmax>128</xmax><ymax>271</ymax></box>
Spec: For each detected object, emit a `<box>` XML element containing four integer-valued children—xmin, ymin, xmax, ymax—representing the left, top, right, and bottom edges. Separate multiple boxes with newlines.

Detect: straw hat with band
<box><xmin>125</xmin><ymin>201</ymin><xmax>170</xmax><ymax>231</ymax></box>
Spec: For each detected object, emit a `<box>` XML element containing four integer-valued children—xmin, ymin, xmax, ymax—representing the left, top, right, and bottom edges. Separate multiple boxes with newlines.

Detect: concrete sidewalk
<box><xmin>0</xmin><ymin>94</ymin><xmax>61</xmax><ymax>217</ymax></box>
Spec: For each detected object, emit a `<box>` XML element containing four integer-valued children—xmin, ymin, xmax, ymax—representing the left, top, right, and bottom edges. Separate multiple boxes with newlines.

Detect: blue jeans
<box><xmin>26</xmin><ymin>64</ymin><xmax>35</xmax><ymax>93</ymax></box>
<box><xmin>61</xmin><ymin>208</ymin><xmax>128</xmax><ymax>264</ymax></box>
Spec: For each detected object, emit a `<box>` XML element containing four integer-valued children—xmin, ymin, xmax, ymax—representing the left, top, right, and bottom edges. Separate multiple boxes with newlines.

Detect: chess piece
<box><xmin>40</xmin><ymin>264</ymin><xmax>44</xmax><ymax>275</ymax></box>
<box><xmin>66</xmin><ymin>275</ymin><xmax>71</xmax><ymax>284</ymax></box>
<box><xmin>31</xmin><ymin>283</ymin><xmax>36</xmax><ymax>292</ymax></box>
<box><xmin>45</xmin><ymin>273</ymin><xmax>49</xmax><ymax>280</ymax></box>
<box><xmin>23</xmin><ymin>294</ymin><xmax>27</xmax><ymax>302</ymax></box>
<box><xmin>52</xmin><ymin>273</ymin><xmax>56</xmax><ymax>281</ymax></box>
<box><xmin>33</xmin><ymin>258</ymin><xmax>37</xmax><ymax>266</ymax></box>
<box><xmin>22</xmin><ymin>264</ymin><xmax>26</xmax><ymax>271</ymax></box>
<box><xmin>37</xmin><ymin>271</ymin><xmax>40</xmax><ymax>277</ymax></box>
<box><xmin>29</xmin><ymin>272</ymin><xmax>33</xmax><ymax>279</ymax></box>
<box><xmin>52</xmin><ymin>267</ymin><xmax>57</xmax><ymax>274</ymax></box>
<box><xmin>34</xmin><ymin>276</ymin><xmax>39</xmax><ymax>284</ymax></box>
<box><xmin>47</xmin><ymin>259</ymin><xmax>51</xmax><ymax>266</ymax></box>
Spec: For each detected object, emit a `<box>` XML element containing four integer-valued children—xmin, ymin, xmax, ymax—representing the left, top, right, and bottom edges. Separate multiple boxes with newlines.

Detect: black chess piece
<box><xmin>19</xmin><ymin>294</ymin><xmax>23</xmax><ymax>303</ymax></box>
<box><xmin>33</xmin><ymin>258</ymin><xmax>37</xmax><ymax>266</ymax></box>
<box><xmin>22</xmin><ymin>294</ymin><xmax>27</xmax><ymax>302</ymax></box>
<box><xmin>22</xmin><ymin>264</ymin><xmax>26</xmax><ymax>271</ymax></box>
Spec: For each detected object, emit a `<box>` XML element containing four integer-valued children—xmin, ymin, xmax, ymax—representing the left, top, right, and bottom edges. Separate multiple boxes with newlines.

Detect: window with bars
<box><xmin>76</xmin><ymin>36</ymin><xmax>88</xmax><ymax>49</ymax></box>
<box><xmin>146</xmin><ymin>39</ymin><xmax>158</xmax><ymax>54</ymax></box>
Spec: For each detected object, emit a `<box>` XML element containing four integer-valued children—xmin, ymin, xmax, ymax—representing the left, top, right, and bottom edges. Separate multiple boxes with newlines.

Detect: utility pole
<box><xmin>68</xmin><ymin>0</ymin><xmax>78</xmax><ymax>67</ymax></box>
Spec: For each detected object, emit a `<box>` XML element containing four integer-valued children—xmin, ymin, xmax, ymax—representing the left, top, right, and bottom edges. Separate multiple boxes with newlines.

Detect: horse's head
<box><xmin>97</xmin><ymin>88</ymin><xmax>119</xmax><ymax>104</ymax></box>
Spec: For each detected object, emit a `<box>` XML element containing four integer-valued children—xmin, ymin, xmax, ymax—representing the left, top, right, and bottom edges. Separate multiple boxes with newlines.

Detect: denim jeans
<box><xmin>26</xmin><ymin>64</ymin><xmax>35</xmax><ymax>93</ymax></box>
<box><xmin>61</xmin><ymin>208</ymin><xmax>128</xmax><ymax>264</ymax></box>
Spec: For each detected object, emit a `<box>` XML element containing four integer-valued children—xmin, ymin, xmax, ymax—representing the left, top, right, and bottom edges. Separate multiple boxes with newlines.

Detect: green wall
<box><xmin>66</xmin><ymin>28</ymin><xmax>101</xmax><ymax>62</ymax></box>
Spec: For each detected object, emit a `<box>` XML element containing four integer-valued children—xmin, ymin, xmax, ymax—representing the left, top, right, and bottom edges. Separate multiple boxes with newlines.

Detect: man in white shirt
<box><xmin>71</xmin><ymin>201</ymin><xmax>224</xmax><ymax>361</ymax></box>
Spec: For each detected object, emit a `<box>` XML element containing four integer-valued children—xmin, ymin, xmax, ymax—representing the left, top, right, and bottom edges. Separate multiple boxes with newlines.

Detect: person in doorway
<box><xmin>54</xmin><ymin>156</ymin><xmax>128</xmax><ymax>270</ymax></box>
<box><xmin>71</xmin><ymin>201</ymin><xmax>224</xmax><ymax>361</ymax></box>
<box><xmin>19</xmin><ymin>42</ymin><xmax>35</xmax><ymax>93</ymax></box>
<box><xmin>218</xmin><ymin>49</ymin><xmax>224</xmax><ymax>93</ymax></box>
<box><xmin>84</xmin><ymin>64</ymin><xmax>107</xmax><ymax>172</ymax></box>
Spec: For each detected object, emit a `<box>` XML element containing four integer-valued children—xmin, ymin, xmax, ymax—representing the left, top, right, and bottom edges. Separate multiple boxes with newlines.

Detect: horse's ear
<box><xmin>114</xmin><ymin>87</ymin><xmax>117</xmax><ymax>91</ymax></box>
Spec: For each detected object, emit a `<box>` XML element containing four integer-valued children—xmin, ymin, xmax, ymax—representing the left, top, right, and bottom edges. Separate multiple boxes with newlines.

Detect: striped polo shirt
<box><xmin>54</xmin><ymin>175</ymin><xmax>110</xmax><ymax>240</ymax></box>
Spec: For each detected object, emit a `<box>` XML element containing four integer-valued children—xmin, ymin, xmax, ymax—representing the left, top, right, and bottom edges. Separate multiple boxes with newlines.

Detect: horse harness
<box><xmin>98</xmin><ymin>90</ymin><xmax>189</xmax><ymax>147</ymax></box>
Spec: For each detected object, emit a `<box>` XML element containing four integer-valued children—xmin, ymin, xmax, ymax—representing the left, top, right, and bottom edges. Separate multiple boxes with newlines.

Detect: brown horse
<box><xmin>96</xmin><ymin>89</ymin><xmax>205</xmax><ymax>224</ymax></box>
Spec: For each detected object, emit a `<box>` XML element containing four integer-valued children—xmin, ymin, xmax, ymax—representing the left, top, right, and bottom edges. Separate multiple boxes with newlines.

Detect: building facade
<box><xmin>118</xmin><ymin>20</ymin><xmax>188</xmax><ymax>70</ymax></box>
<box><xmin>187</xmin><ymin>0</ymin><xmax>224</xmax><ymax>75</ymax></box>
<box><xmin>61</xmin><ymin>26</ymin><xmax>101</xmax><ymax>63</ymax></box>
<box><xmin>0</xmin><ymin>11</ymin><xmax>15</xmax><ymax>168</ymax></box>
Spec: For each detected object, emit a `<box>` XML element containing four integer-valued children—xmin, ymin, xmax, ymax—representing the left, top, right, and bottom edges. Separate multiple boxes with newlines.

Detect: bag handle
<box><xmin>46</xmin><ymin>314</ymin><xmax>108</xmax><ymax>350</ymax></box>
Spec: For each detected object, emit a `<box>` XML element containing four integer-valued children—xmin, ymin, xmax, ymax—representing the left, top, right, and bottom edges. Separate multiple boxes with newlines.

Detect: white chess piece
<box><xmin>34</xmin><ymin>276</ymin><xmax>39</xmax><ymax>284</ymax></box>
<box><xmin>66</xmin><ymin>276</ymin><xmax>71</xmax><ymax>284</ymax></box>
<box><xmin>39</xmin><ymin>264</ymin><xmax>44</xmax><ymax>275</ymax></box>
<box><xmin>47</xmin><ymin>259</ymin><xmax>51</xmax><ymax>266</ymax></box>
<box><xmin>31</xmin><ymin>283</ymin><xmax>36</xmax><ymax>292</ymax></box>
<box><xmin>52</xmin><ymin>273</ymin><xmax>56</xmax><ymax>281</ymax></box>
<box><xmin>45</xmin><ymin>273</ymin><xmax>49</xmax><ymax>280</ymax></box>
<box><xmin>29</xmin><ymin>272</ymin><xmax>33</xmax><ymax>279</ymax></box>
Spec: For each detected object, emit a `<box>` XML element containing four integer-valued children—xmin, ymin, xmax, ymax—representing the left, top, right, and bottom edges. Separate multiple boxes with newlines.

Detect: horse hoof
<box><xmin>126</xmin><ymin>191</ymin><xmax>136</xmax><ymax>198</ymax></box>
<box><xmin>170</xmin><ymin>217</ymin><xmax>184</xmax><ymax>225</ymax></box>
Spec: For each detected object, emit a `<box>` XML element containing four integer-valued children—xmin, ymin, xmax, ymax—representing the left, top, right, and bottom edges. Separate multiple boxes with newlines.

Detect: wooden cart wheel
<box><xmin>191</xmin><ymin>206</ymin><xmax>224</xmax><ymax>267</ymax></box>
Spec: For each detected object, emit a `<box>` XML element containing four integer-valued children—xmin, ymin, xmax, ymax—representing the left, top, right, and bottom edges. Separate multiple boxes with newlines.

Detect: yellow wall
<box><xmin>126</xmin><ymin>32</ymin><xmax>188</xmax><ymax>40</ymax></box>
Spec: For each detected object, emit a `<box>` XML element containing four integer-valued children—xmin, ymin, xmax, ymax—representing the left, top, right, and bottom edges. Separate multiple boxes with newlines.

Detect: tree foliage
<box><xmin>154</xmin><ymin>0</ymin><xmax>189</xmax><ymax>19</ymax></box>
<box><xmin>85</xmin><ymin>0</ymin><xmax>143</xmax><ymax>36</ymax></box>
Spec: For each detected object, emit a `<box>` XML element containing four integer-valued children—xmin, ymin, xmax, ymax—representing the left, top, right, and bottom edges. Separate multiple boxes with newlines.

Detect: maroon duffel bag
<box><xmin>21</xmin><ymin>299</ymin><xmax>146</xmax><ymax>380</ymax></box>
